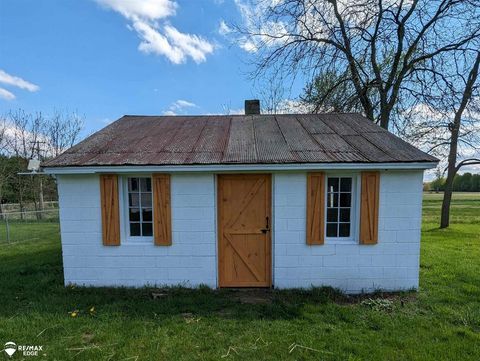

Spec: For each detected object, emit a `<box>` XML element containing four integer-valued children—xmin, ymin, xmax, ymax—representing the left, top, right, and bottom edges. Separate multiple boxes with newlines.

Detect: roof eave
<box><xmin>43</xmin><ymin>161</ymin><xmax>439</xmax><ymax>175</ymax></box>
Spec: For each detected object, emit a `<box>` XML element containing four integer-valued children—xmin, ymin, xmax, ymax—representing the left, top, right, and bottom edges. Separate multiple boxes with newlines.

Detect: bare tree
<box><xmin>237</xmin><ymin>0</ymin><xmax>480</xmax><ymax>129</ymax></box>
<box><xmin>0</xmin><ymin>117</ymin><xmax>6</xmax><ymax>154</ymax></box>
<box><xmin>3</xmin><ymin>110</ymin><xmax>45</xmax><ymax>217</ymax></box>
<box><xmin>1</xmin><ymin>109</ymin><xmax>84</xmax><ymax>218</ymax></box>
<box><xmin>5</xmin><ymin>109</ymin><xmax>43</xmax><ymax>158</ymax></box>
<box><xmin>257</xmin><ymin>70</ymin><xmax>286</xmax><ymax>114</ymax></box>
<box><xmin>439</xmin><ymin>51</ymin><xmax>480</xmax><ymax>228</ymax></box>
<box><xmin>44</xmin><ymin>109</ymin><xmax>83</xmax><ymax>157</ymax></box>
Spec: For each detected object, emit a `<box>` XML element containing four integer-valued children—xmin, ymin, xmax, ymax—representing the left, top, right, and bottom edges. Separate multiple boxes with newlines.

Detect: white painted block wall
<box><xmin>273</xmin><ymin>171</ymin><xmax>423</xmax><ymax>293</ymax></box>
<box><xmin>57</xmin><ymin>170</ymin><xmax>423</xmax><ymax>293</ymax></box>
<box><xmin>57</xmin><ymin>173</ymin><xmax>217</xmax><ymax>288</ymax></box>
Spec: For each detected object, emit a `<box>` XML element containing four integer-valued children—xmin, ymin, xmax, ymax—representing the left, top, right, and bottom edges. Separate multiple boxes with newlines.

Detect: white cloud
<box><xmin>163</xmin><ymin>110</ymin><xmax>177</xmax><ymax>116</ymax></box>
<box><xmin>163</xmin><ymin>25</ymin><xmax>215</xmax><ymax>63</ymax></box>
<box><xmin>218</xmin><ymin>20</ymin><xmax>232</xmax><ymax>36</ymax></box>
<box><xmin>173</xmin><ymin>99</ymin><xmax>196</xmax><ymax>108</ymax></box>
<box><xmin>96</xmin><ymin>0</ymin><xmax>176</xmax><ymax>20</ymax></box>
<box><xmin>240</xmin><ymin>40</ymin><xmax>258</xmax><ymax>53</ymax></box>
<box><xmin>228</xmin><ymin>0</ymin><xmax>289</xmax><ymax>54</ymax></box>
<box><xmin>224</xmin><ymin>108</ymin><xmax>244</xmax><ymax>115</ymax></box>
<box><xmin>0</xmin><ymin>70</ymin><xmax>39</xmax><ymax>92</ymax></box>
<box><xmin>275</xmin><ymin>99</ymin><xmax>313</xmax><ymax>114</ymax></box>
<box><xmin>163</xmin><ymin>99</ymin><xmax>197</xmax><ymax>115</ymax></box>
<box><xmin>0</xmin><ymin>88</ymin><xmax>15</xmax><ymax>101</ymax></box>
<box><xmin>95</xmin><ymin>0</ymin><xmax>215</xmax><ymax>64</ymax></box>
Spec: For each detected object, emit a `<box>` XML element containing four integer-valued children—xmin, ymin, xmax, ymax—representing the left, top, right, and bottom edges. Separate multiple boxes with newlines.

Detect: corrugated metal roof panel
<box><xmin>43</xmin><ymin>113</ymin><xmax>438</xmax><ymax>167</ymax></box>
<box><xmin>186</xmin><ymin>152</ymin><xmax>223</xmax><ymax>164</ymax></box>
<box><xmin>320</xmin><ymin>114</ymin><xmax>358</xmax><ymax>135</ymax></box>
<box><xmin>342</xmin><ymin>113</ymin><xmax>387</xmax><ymax>133</ymax></box>
<box><xmin>222</xmin><ymin>116</ymin><xmax>257</xmax><ymax>163</ymax></box>
<box><xmin>312</xmin><ymin>133</ymin><xmax>357</xmax><ymax>153</ymax></box>
<box><xmin>362</xmin><ymin>132</ymin><xmax>432</xmax><ymax>162</ymax></box>
<box><xmin>253</xmin><ymin>115</ymin><xmax>297</xmax><ymax>162</ymax></box>
<box><xmin>276</xmin><ymin>115</ymin><xmax>319</xmax><ymax>151</ymax></box>
<box><xmin>294</xmin><ymin>151</ymin><xmax>334</xmax><ymax>162</ymax></box>
<box><xmin>164</xmin><ymin>117</ymin><xmax>207</xmax><ymax>152</ymax></box>
<box><xmin>297</xmin><ymin>115</ymin><xmax>335</xmax><ymax>134</ymax></box>
<box><xmin>343</xmin><ymin>135</ymin><xmax>396</xmax><ymax>162</ymax></box>
<box><xmin>193</xmin><ymin>116</ymin><xmax>230</xmax><ymax>153</ymax></box>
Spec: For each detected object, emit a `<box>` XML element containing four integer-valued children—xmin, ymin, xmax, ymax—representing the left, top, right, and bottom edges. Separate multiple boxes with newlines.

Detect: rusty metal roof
<box><xmin>43</xmin><ymin>113</ymin><xmax>438</xmax><ymax>167</ymax></box>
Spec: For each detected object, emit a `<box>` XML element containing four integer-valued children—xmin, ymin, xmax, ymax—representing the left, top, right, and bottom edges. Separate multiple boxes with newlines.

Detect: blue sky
<box><xmin>0</xmin><ymin>0</ymin><xmax>304</xmax><ymax>136</ymax></box>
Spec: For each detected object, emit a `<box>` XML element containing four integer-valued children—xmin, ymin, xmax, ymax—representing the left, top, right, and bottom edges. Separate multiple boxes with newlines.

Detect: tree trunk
<box><xmin>379</xmin><ymin>107</ymin><xmax>390</xmax><ymax>129</ymax></box>
<box><xmin>440</xmin><ymin>161</ymin><xmax>456</xmax><ymax>228</ymax></box>
<box><xmin>440</xmin><ymin>115</ymin><xmax>460</xmax><ymax>228</ymax></box>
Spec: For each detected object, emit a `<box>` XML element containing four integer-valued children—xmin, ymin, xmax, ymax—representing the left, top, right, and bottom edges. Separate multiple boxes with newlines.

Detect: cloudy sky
<box><xmin>0</xmin><ymin>0</ymin><xmax>304</xmax><ymax>135</ymax></box>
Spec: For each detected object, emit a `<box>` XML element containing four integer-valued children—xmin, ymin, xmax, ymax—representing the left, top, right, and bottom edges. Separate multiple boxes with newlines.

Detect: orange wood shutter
<box><xmin>152</xmin><ymin>174</ymin><xmax>172</xmax><ymax>246</ymax></box>
<box><xmin>360</xmin><ymin>171</ymin><xmax>380</xmax><ymax>245</ymax></box>
<box><xmin>306</xmin><ymin>172</ymin><xmax>325</xmax><ymax>245</ymax></box>
<box><xmin>100</xmin><ymin>174</ymin><xmax>120</xmax><ymax>246</ymax></box>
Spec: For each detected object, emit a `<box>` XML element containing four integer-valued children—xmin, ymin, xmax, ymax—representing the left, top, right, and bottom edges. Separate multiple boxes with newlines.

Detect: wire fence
<box><xmin>0</xmin><ymin>208</ymin><xmax>60</xmax><ymax>244</ymax></box>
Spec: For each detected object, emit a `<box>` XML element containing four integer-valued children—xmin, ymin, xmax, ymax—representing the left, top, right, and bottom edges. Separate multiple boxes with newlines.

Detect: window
<box><xmin>127</xmin><ymin>177</ymin><xmax>153</xmax><ymax>237</ymax></box>
<box><xmin>326</xmin><ymin>177</ymin><xmax>353</xmax><ymax>238</ymax></box>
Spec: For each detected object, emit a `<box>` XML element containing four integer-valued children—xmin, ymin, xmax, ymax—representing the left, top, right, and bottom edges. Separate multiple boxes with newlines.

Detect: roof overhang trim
<box><xmin>44</xmin><ymin>162</ymin><xmax>438</xmax><ymax>175</ymax></box>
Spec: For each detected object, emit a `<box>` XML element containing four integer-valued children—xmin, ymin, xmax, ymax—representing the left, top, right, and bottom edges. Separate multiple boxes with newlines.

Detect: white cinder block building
<box><xmin>44</xmin><ymin>102</ymin><xmax>438</xmax><ymax>293</ymax></box>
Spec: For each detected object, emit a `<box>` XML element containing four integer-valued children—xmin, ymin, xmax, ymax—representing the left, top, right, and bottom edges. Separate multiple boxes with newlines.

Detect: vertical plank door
<box><xmin>217</xmin><ymin>174</ymin><xmax>272</xmax><ymax>287</ymax></box>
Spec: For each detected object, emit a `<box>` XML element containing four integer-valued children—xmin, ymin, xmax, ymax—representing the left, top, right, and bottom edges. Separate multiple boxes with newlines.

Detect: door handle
<box><xmin>261</xmin><ymin>216</ymin><xmax>270</xmax><ymax>233</ymax></box>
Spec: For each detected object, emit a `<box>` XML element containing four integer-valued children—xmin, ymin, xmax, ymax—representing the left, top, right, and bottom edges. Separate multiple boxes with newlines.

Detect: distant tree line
<box><xmin>0</xmin><ymin>109</ymin><xmax>83</xmax><ymax>216</ymax></box>
<box><xmin>426</xmin><ymin>173</ymin><xmax>480</xmax><ymax>192</ymax></box>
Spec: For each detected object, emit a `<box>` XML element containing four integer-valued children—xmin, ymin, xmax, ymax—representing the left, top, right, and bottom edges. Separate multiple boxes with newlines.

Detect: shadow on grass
<box><xmin>0</xmin><ymin>237</ymin><xmax>418</xmax><ymax>324</ymax></box>
<box><xmin>0</xmin><ymin>249</ymin><xmax>415</xmax><ymax>323</ymax></box>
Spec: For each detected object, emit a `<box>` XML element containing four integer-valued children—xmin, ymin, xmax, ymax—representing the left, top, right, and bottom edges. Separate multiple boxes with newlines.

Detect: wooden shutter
<box><xmin>100</xmin><ymin>174</ymin><xmax>120</xmax><ymax>246</ymax></box>
<box><xmin>306</xmin><ymin>172</ymin><xmax>325</xmax><ymax>245</ymax></box>
<box><xmin>360</xmin><ymin>171</ymin><xmax>380</xmax><ymax>245</ymax></box>
<box><xmin>152</xmin><ymin>174</ymin><xmax>172</xmax><ymax>246</ymax></box>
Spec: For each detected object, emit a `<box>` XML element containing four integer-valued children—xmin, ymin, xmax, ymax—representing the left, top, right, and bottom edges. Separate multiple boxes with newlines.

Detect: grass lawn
<box><xmin>0</xmin><ymin>193</ymin><xmax>479</xmax><ymax>360</ymax></box>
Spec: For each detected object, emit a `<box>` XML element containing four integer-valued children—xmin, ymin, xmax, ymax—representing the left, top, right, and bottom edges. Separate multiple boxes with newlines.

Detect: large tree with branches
<box><xmin>238</xmin><ymin>0</ymin><xmax>480</xmax><ymax>130</ymax></box>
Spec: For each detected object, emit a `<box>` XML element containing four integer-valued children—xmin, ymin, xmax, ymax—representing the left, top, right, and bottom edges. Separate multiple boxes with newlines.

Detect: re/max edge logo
<box><xmin>3</xmin><ymin>342</ymin><xmax>44</xmax><ymax>358</ymax></box>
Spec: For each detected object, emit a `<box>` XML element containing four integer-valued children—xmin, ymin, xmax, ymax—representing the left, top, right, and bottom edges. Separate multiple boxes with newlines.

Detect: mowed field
<box><xmin>0</xmin><ymin>193</ymin><xmax>479</xmax><ymax>360</ymax></box>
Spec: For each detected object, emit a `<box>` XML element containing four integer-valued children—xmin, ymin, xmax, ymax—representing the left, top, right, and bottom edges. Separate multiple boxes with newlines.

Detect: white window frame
<box><xmin>119</xmin><ymin>175</ymin><xmax>154</xmax><ymax>243</ymax></box>
<box><xmin>324</xmin><ymin>173</ymin><xmax>361</xmax><ymax>244</ymax></box>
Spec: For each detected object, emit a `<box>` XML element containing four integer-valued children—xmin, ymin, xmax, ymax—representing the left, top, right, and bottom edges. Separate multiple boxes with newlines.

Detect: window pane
<box><xmin>340</xmin><ymin>193</ymin><xmax>351</xmax><ymax>207</ymax></box>
<box><xmin>327</xmin><ymin>192</ymin><xmax>338</xmax><ymax>208</ymax></box>
<box><xmin>130</xmin><ymin>222</ymin><xmax>140</xmax><ymax>236</ymax></box>
<box><xmin>340</xmin><ymin>178</ymin><xmax>352</xmax><ymax>192</ymax></box>
<box><xmin>327</xmin><ymin>208</ymin><xmax>338</xmax><ymax>222</ymax></box>
<box><xmin>128</xmin><ymin>178</ymin><xmax>139</xmax><ymax>192</ymax></box>
<box><xmin>140</xmin><ymin>178</ymin><xmax>151</xmax><ymax>192</ymax></box>
<box><xmin>129</xmin><ymin>208</ymin><xmax>140</xmax><ymax>222</ymax></box>
<box><xmin>141</xmin><ymin>193</ymin><xmax>152</xmax><ymax>207</ymax></box>
<box><xmin>340</xmin><ymin>208</ymin><xmax>350</xmax><ymax>222</ymax></box>
<box><xmin>339</xmin><ymin>223</ymin><xmax>350</xmax><ymax>237</ymax></box>
<box><xmin>142</xmin><ymin>208</ymin><xmax>152</xmax><ymax>222</ymax></box>
<box><xmin>327</xmin><ymin>178</ymin><xmax>339</xmax><ymax>193</ymax></box>
<box><xmin>326</xmin><ymin>223</ymin><xmax>338</xmax><ymax>237</ymax></box>
<box><xmin>128</xmin><ymin>193</ymin><xmax>139</xmax><ymax>207</ymax></box>
<box><xmin>142</xmin><ymin>223</ymin><xmax>153</xmax><ymax>237</ymax></box>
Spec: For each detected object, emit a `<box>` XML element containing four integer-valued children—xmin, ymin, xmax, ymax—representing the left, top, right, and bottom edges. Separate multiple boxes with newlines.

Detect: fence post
<box><xmin>5</xmin><ymin>216</ymin><xmax>10</xmax><ymax>243</ymax></box>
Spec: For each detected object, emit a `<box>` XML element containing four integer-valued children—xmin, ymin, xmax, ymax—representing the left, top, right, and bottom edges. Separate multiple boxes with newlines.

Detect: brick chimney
<box><xmin>244</xmin><ymin>99</ymin><xmax>260</xmax><ymax>115</ymax></box>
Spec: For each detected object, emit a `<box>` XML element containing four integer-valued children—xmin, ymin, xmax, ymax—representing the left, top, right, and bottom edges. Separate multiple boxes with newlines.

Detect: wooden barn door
<box><xmin>217</xmin><ymin>174</ymin><xmax>272</xmax><ymax>287</ymax></box>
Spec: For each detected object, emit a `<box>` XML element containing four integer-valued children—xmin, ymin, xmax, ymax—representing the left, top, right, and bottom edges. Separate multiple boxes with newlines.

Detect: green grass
<box><xmin>0</xmin><ymin>194</ymin><xmax>479</xmax><ymax>360</ymax></box>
